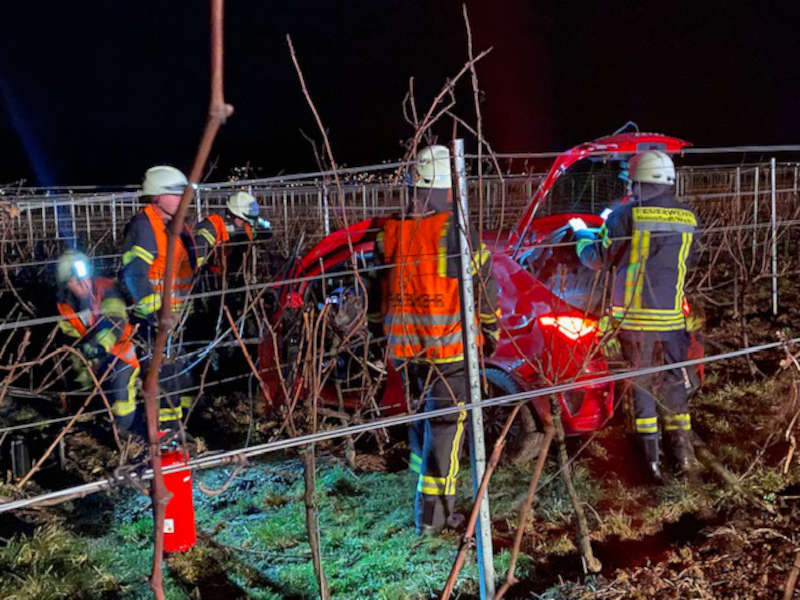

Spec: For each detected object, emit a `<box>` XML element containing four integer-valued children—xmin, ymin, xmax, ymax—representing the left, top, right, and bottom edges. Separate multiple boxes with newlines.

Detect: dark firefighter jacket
<box><xmin>376</xmin><ymin>210</ymin><xmax>499</xmax><ymax>363</ymax></box>
<box><xmin>576</xmin><ymin>185</ymin><xmax>699</xmax><ymax>332</ymax></box>
<box><xmin>195</xmin><ymin>214</ymin><xmax>253</xmax><ymax>268</ymax></box>
<box><xmin>119</xmin><ymin>204</ymin><xmax>197</xmax><ymax>323</ymax></box>
<box><xmin>56</xmin><ymin>277</ymin><xmax>139</xmax><ymax>369</ymax></box>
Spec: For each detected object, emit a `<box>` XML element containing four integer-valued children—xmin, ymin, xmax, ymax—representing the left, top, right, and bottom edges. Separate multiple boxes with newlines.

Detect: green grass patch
<box><xmin>0</xmin><ymin>525</ymin><xmax>120</xmax><ymax>600</ymax></box>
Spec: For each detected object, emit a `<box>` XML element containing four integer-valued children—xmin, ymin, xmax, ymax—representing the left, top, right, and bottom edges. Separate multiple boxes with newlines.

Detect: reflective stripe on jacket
<box><xmin>577</xmin><ymin>189</ymin><xmax>698</xmax><ymax>332</ymax></box>
<box><xmin>121</xmin><ymin>204</ymin><xmax>195</xmax><ymax>316</ymax></box>
<box><xmin>196</xmin><ymin>214</ymin><xmax>253</xmax><ymax>267</ymax></box>
<box><xmin>57</xmin><ymin>277</ymin><xmax>139</xmax><ymax>368</ymax></box>
<box><xmin>381</xmin><ymin>211</ymin><xmax>483</xmax><ymax>363</ymax></box>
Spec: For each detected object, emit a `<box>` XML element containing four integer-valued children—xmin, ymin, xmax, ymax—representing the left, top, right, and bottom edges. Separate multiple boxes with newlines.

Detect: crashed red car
<box><xmin>259</xmin><ymin>132</ymin><xmax>701</xmax><ymax>453</ymax></box>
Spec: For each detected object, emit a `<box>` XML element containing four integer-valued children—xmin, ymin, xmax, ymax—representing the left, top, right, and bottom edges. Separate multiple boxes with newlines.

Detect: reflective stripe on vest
<box><xmin>382</xmin><ymin>212</ymin><xmax>479</xmax><ymax>363</ymax></box>
<box><xmin>142</xmin><ymin>204</ymin><xmax>194</xmax><ymax>311</ymax></box>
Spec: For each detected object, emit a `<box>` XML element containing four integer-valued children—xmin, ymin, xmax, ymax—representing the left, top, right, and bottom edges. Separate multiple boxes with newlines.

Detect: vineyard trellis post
<box><xmin>453</xmin><ymin>137</ymin><xmax>496</xmax><ymax>598</ymax></box>
<box><xmin>770</xmin><ymin>157</ymin><xmax>778</xmax><ymax>315</ymax></box>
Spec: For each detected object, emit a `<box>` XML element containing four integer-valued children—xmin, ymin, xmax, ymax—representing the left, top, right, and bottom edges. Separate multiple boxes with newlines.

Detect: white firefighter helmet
<box><xmin>226</xmin><ymin>191</ymin><xmax>260</xmax><ymax>222</ymax></box>
<box><xmin>56</xmin><ymin>250</ymin><xmax>91</xmax><ymax>284</ymax></box>
<box><xmin>142</xmin><ymin>165</ymin><xmax>188</xmax><ymax>196</ymax></box>
<box><xmin>628</xmin><ymin>150</ymin><xmax>676</xmax><ymax>185</ymax></box>
<box><xmin>414</xmin><ymin>145</ymin><xmax>452</xmax><ymax>189</ymax></box>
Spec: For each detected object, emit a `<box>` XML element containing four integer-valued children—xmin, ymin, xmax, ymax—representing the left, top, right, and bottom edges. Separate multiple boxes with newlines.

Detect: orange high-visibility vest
<box><xmin>207</xmin><ymin>214</ymin><xmax>253</xmax><ymax>244</ymax></box>
<box><xmin>57</xmin><ymin>278</ymin><xmax>139</xmax><ymax>368</ymax></box>
<box><xmin>382</xmin><ymin>212</ymin><xmax>480</xmax><ymax>363</ymax></box>
<box><xmin>142</xmin><ymin>204</ymin><xmax>194</xmax><ymax>311</ymax></box>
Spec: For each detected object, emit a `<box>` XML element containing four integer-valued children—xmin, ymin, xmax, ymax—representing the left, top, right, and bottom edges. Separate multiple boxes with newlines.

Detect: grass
<box><xmin>0</xmin><ymin>525</ymin><xmax>120</xmax><ymax>600</ymax></box>
<box><xmin>3</xmin><ymin>359</ymin><xmax>798</xmax><ymax>599</ymax></box>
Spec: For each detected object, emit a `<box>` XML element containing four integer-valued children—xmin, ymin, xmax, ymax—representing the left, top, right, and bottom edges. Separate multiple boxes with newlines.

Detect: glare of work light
<box><xmin>73</xmin><ymin>260</ymin><xmax>89</xmax><ymax>279</ymax></box>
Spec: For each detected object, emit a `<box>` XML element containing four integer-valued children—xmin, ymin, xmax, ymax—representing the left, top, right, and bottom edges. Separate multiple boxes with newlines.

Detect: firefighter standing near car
<box><xmin>572</xmin><ymin>150</ymin><xmax>699</xmax><ymax>481</ymax></box>
<box><xmin>119</xmin><ymin>165</ymin><xmax>197</xmax><ymax>431</ymax></box>
<box><xmin>56</xmin><ymin>251</ymin><xmax>142</xmax><ymax>435</ymax></box>
<box><xmin>377</xmin><ymin>145</ymin><xmax>500</xmax><ymax>535</ymax></box>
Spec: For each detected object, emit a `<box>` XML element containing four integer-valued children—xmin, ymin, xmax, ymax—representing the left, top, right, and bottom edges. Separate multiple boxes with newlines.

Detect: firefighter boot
<box><xmin>444</xmin><ymin>494</ymin><xmax>465</xmax><ymax>531</ymax></box>
<box><xmin>414</xmin><ymin>490</ymin><xmax>447</xmax><ymax>536</ymax></box>
<box><xmin>668</xmin><ymin>429</ymin><xmax>699</xmax><ymax>475</ymax></box>
<box><xmin>640</xmin><ymin>435</ymin><xmax>664</xmax><ymax>484</ymax></box>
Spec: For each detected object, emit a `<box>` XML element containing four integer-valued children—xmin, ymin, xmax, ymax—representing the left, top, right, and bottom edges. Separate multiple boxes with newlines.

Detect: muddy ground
<box><xmin>2</xmin><ymin>278</ymin><xmax>800</xmax><ymax>599</ymax></box>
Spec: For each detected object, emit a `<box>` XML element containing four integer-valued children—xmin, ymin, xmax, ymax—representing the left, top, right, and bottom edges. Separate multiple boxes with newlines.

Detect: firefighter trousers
<box><xmin>89</xmin><ymin>357</ymin><xmax>141</xmax><ymax>436</ymax></box>
<box><xmin>399</xmin><ymin>360</ymin><xmax>468</xmax><ymax>531</ymax></box>
<box><xmin>619</xmin><ymin>329</ymin><xmax>692</xmax><ymax>445</ymax></box>
<box><xmin>137</xmin><ymin>328</ymin><xmax>195</xmax><ymax>431</ymax></box>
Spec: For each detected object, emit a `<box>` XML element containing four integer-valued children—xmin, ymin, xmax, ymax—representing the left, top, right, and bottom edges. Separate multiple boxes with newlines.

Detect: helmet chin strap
<box><xmin>156</xmin><ymin>200</ymin><xmax>177</xmax><ymax>219</ymax></box>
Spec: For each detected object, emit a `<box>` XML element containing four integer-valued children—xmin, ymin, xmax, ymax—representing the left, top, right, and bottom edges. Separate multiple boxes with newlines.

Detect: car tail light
<box><xmin>538</xmin><ymin>315</ymin><xmax>598</xmax><ymax>340</ymax></box>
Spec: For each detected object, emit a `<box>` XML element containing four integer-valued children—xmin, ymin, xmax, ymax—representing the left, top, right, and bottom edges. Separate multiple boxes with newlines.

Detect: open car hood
<box><xmin>507</xmin><ymin>132</ymin><xmax>691</xmax><ymax>253</ymax></box>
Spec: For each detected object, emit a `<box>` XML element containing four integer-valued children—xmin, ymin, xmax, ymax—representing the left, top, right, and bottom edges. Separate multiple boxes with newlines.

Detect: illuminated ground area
<box><xmin>2</xmin><ymin>361</ymin><xmax>798</xmax><ymax>600</ymax></box>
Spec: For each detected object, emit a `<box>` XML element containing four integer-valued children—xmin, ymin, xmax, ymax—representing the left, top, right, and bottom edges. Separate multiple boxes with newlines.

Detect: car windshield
<box><xmin>536</xmin><ymin>157</ymin><xmax>628</xmax><ymax>217</ymax></box>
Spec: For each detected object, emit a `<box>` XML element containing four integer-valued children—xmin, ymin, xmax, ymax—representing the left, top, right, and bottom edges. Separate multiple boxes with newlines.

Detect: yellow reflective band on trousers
<box><xmin>159</xmin><ymin>406</ymin><xmax>182</xmax><ymax>422</ymax></box>
<box><xmin>663</xmin><ymin>413</ymin><xmax>691</xmax><ymax>431</ymax></box>
<box><xmin>416</xmin><ymin>403</ymin><xmax>466</xmax><ymax>496</ymax></box>
<box><xmin>635</xmin><ymin>416</ymin><xmax>658</xmax><ymax>434</ymax></box>
<box><xmin>112</xmin><ymin>366</ymin><xmax>140</xmax><ymax>418</ymax></box>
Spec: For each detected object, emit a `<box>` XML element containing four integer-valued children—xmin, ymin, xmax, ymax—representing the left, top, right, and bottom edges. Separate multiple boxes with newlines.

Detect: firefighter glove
<box><xmin>568</xmin><ymin>217</ymin><xmax>588</xmax><ymax>232</ymax></box>
<box><xmin>80</xmin><ymin>342</ymin><xmax>103</xmax><ymax>360</ymax></box>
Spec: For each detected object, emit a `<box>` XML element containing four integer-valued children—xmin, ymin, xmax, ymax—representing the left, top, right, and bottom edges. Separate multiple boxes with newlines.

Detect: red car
<box><xmin>259</xmin><ymin>132</ymin><xmax>700</xmax><ymax>455</ymax></box>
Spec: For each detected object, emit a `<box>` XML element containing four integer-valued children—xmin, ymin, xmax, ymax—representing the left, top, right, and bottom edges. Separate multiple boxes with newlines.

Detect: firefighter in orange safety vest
<box><xmin>119</xmin><ymin>165</ymin><xmax>197</xmax><ymax>431</ymax></box>
<box><xmin>376</xmin><ymin>145</ymin><xmax>500</xmax><ymax>535</ymax></box>
<box><xmin>194</xmin><ymin>190</ymin><xmax>271</xmax><ymax>270</ymax></box>
<box><xmin>56</xmin><ymin>250</ymin><xmax>142</xmax><ymax>435</ymax></box>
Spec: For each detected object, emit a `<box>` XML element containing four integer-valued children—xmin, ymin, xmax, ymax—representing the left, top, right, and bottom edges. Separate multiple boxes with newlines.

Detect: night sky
<box><xmin>0</xmin><ymin>1</ymin><xmax>798</xmax><ymax>187</ymax></box>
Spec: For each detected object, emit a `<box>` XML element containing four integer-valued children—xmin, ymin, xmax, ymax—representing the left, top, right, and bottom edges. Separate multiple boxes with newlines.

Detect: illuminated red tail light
<box><xmin>538</xmin><ymin>315</ymin><xmax>598</xmax><ymax>340</ymax></box>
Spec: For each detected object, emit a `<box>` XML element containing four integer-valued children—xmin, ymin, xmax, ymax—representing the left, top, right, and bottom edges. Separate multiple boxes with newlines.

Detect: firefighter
<box><xmin>119</xmin><ymin>165</ymin><xmax>197</xmax><ymax>430</ymax></box>
<box><xmin>56</xmin><ymin>251</ymin><xmax>141</xmax><ymax>434</ymax></box>
<box><xmin>378</xmin><ymin>145</ymin><xmax>500</xmax><ymax>535</ymax></box>
<box><xmin>195</xmin><ymin>190</ymin><xmax>270</xmax><ymax>269</ymax></box>
<box><xmin>572</xmin><ymin>150</ymin><xmax>699</xmax><ymax>481</ymax></box>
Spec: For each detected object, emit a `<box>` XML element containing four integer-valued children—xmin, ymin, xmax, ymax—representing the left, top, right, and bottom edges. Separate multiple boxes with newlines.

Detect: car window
<box><xmin>536</xmin><ymin>158</ymin><xmax>628</xmax><ymax>218</ymax></box>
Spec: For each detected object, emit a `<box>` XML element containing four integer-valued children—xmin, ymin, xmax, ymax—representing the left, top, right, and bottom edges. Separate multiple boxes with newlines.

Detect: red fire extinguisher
<box><xmin>161</xmin><ymin>449</ymin><xmax>197</xmax><ymax>553</ymax></box>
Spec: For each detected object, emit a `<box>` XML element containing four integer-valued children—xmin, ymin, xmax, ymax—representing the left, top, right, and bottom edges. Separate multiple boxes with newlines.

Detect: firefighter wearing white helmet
<box><xmin>55</xmin><ymin>250</ymin><xmax>142</xmax><ymax>435</ymax></box>
<box><xmin>375</xmin><ymin>144</ymin><xmax>499</xmax><ymax>535</ymax></box>
<box><xmin>573</xmin><ymin>148</ymin><xmax>700</xmax><ymax>482</ymax></box>
<box><xmin>414</xmin><ymin>144</ymin><xmax>452</xmax><ymax>189</ymax></box>
<box><xmin>195</xmin><ymin>190</ymin><xmax>271</xmax><ymax>269</ymax></box>
<box><xmin>119</xmin><ymin>165</ymin><xmax>198</xmax><ymax>432</ymax></box>
<box><xmin>628</xmin><ymin>149</ymin><xmax>676</xmax><ymax>185</ymax></box>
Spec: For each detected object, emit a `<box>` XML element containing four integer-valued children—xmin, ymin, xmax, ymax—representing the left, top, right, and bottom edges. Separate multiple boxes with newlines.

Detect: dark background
<box><xmin>0</xmin><ymin>0</ymin><xmax>797</xmax><ymax>187</ymax></box>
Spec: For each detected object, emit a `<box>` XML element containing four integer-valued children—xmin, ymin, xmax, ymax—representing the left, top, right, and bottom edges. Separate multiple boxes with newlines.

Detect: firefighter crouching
<box><xmin>572</xmin><ymin>150</ymin><xmax>699</xmax><ymax>481</ymax></box>
<box><xmin>56</xmin><ymin>251</ymin><xmax>141</xmax><ymax>435</ymax></box>
<box><xmin>378</xmin><ymin>145</ymin><xmax>500</xmax><ymax>535</ymax></box>
<box><xmin>119</xmin><ymin>165</ymin><xmax>197</xmax><ymax>431</ymax></box>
